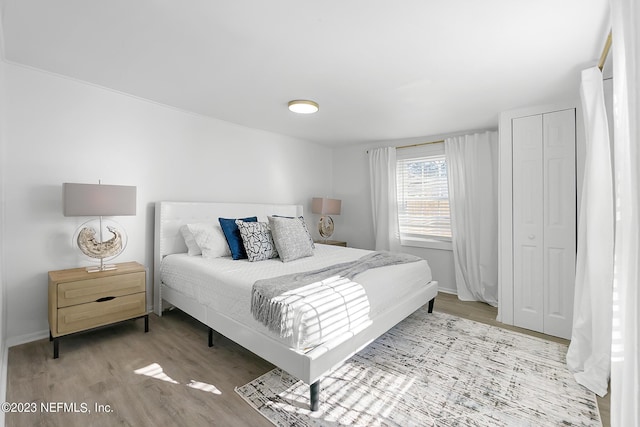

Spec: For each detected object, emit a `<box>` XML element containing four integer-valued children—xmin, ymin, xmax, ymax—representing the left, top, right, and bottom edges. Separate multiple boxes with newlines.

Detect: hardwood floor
<box><xmin>6</xmin><ymin>293</ymin><xmax>610</xmax><ymax>426</ymax></box>
<box><xmin>6</xmin><ymin>309</ymin><xmax>275</xmax><ymax>427</ymax></box>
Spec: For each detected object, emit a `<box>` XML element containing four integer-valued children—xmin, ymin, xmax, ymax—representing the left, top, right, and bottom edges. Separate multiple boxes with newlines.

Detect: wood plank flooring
<box><xmin>6</xmin><ymin>292</ymin><xmax>610</xmax><ymax>426</ymax></box>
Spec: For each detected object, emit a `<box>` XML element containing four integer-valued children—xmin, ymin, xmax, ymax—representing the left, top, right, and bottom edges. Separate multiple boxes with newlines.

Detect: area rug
<box><xmin>235</xmin><ymin>309</ymin><xmax>601</xmax><ymax>426</ymax></box>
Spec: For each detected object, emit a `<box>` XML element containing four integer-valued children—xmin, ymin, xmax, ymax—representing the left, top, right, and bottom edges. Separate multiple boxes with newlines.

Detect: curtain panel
<box><xmin>368</xmin><ymin>147</ymin><xmax>401</xmax><ymax>252</ymax></box>
<box><xmin>565</xmin><ymin>66</ymin><xmax>614</xmax><ymax>397</ymax></box>
<box><xmin>444</xmin><ymin>131</ymin><xmax>499</xmax><ymax>306</ymax></box>
<box><xmin>610</xmin><ymin>0</ymin><xmax>640</xmax><ymax>424</ymax></box>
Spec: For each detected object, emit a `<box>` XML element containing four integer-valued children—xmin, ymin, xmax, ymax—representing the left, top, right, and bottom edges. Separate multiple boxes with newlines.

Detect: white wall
<box><xmin>0</xmin><ymin>40</ymin><xmax>9</xmax><ymax>417</ymax></box>
<box><xmin>2</xmin><ymin>62</ymin><xmax>333</xmax><ymax>344</ymax></box>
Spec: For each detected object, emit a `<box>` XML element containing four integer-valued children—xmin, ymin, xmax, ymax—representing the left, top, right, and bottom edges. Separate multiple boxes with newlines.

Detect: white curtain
<box><xmin>368</xmin><ymin>147</ymin><xmax>400</xmax><ymax>252</ymax></box>
<box><xmin>610</xmin><ymin>0</ymin><xmax>640</xmax><ymax>424</ymax></box>
<box><xmin>444</xmin><ymin>131</ymin><xmax>499</xmax><ymax>306</ymax></box>
<box><xmin>565</xmin><ymin>67</ymin><xmax>613</xmax><ymax>397</ymax></box>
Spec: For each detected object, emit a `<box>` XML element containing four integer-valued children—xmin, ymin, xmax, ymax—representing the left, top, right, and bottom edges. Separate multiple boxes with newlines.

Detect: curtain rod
<box><xmin>366</xmin><ymin>139</ymin><xmax>444</xmax><ymax>154</ymax></box>
<box><xmin>397</xmin><ymin>139</ymin><xmax>445</xmax><ymax>150</ymax></box>
<box><xmin>598</xmin><ymin>30</ymin><xmax>612</xmax><ymax>71</ymax></box>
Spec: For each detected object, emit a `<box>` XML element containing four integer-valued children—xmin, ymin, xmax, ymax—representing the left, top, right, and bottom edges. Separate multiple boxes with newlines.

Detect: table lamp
<box><xmin>311</xmin><ymin>197</ymin><xmax>341</xmax><ymax>241</ymax></box>
<box><xmin>63</xmin><ymin>182</ymin><xmax>137</xmax><ymax>272</ymax></box>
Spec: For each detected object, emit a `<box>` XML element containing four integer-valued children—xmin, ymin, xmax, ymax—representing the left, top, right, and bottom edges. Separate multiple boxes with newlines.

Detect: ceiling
<box><xmin>0</xmin><ymin>0</ymin><xmax>610</xmax><ymax>146</ymax></box>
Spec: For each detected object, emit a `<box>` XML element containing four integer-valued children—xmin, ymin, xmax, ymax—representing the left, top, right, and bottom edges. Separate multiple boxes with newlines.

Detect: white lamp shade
<box><xmin>63</xmin><ymin>183</ymin><xmax>137</xmax><ymax>217</ymax></box>
<box><xmin>311</xmin><ymin>197</ymin><xmax>341</xmax><ymax>215</ymax></box>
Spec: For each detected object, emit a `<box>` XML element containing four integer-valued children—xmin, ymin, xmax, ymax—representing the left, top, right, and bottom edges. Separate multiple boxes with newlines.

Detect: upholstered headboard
<box><xmin>153</xmin><ymin>201</ymin><xmax>303</xmax><ymax>313</ymax></box>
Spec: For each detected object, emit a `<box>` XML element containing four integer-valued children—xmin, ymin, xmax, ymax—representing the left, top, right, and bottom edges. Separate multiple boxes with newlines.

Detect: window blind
<box><xmin>396</xmin><ymin>144</ymin><xmax>451</xmax><ymax>240</ymax></box>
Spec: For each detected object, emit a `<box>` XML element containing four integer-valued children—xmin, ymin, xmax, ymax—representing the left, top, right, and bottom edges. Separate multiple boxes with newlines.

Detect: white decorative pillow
<box><xmin>268</xmin><ymin>216</ymin><xmax>314</xmax><ymax>262</ymax></box>
<box><xmin>180</xmin><ymin>225</ymin><xmax>202</xmax><ymax>256</ymax></box>
<box><xmin>236</xmin><ymin>220</ymin><xmax>278</xmax><ymax>262</ymax></box>
<box><xmin>187</xmin><ymin>222</ymin><xmax>232</xmax><ymax>259</ymax></box>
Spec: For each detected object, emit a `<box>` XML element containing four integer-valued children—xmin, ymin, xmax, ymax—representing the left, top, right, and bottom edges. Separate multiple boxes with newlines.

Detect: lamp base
<box><xmin>318</xmin><ymin>215</ymin><xmax>335</xmax><ymax>240</ymax></box>
<box><xmin>73</xmin><ymin>217</ymin><xmax>128</xmax><ymax>273</ymax></box>
<box><xmin>86</xmin><ymin>264</ymin><xmax>117</xmax><ymax>273</ymax></box>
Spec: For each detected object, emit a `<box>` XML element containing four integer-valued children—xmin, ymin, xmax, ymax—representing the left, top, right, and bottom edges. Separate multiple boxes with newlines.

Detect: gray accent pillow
<box><xmin>236</xmin><ymin>220</ymin><xmax>278</xmax><ymax>262</ymax></box>
<box><xmin>268</xmin><ymin>216</ymin><xmax>314</xmax><ymax>262</ymax></box>
<box><xmin>272</xmin><ymin>215</ymin><xmax>315</xmax><ymax>249</ymax></box>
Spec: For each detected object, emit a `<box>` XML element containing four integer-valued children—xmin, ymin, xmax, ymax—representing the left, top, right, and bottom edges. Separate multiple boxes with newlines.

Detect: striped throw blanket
<box><xmin>251</xmin><ymin>251</ymin><xmax>421</xmax><ymax>344</ymax></box>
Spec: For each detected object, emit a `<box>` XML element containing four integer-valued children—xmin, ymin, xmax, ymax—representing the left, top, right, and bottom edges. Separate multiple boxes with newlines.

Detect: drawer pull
<box><xmin>96</xmin><ymin>296</ymin><xmax>116</xmax><ymax>302</ymax></box>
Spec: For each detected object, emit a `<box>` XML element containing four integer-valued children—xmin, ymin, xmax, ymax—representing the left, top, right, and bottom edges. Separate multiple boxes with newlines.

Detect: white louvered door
<box><xmin>511</xmin><ymin>109</ymin><xmax>576</xmax><ymax>339</ymax></box>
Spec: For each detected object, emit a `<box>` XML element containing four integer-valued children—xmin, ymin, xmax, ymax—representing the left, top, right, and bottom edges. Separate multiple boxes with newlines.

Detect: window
<box><xmin>396</xmin><ymin>143</ymin><xmax>452</xmax><ymax>249</ymax></box>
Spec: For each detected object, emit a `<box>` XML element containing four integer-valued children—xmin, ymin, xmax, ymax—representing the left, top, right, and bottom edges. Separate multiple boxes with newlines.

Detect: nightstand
<box><xmin>314</xmin><ymin>240</ymin><xmax>347</xmax><ymax>247</ymax></box>
<box><xmin>48</xmin><ymin>261</ymin><xmax>148</xmax><ymax>359</ymax></box>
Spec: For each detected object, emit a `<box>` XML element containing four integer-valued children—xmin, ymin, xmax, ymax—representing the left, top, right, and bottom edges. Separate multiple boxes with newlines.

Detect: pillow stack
<box><xmin>179</xmin><ymin>215</ymin><xmax>316</xmax><ymax>263</ymax></box>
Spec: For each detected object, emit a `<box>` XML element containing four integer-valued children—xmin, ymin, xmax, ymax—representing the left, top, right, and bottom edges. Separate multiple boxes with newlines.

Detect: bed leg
<box><xmin>208</xmin><ymin>328</ymin><xmax>214</xmax><ymax>347</ymax></box>
<box><xmin>310</xmin><ymin>380</ymin><xmax>320</xmax><ymax>411</ymax></box>
<box><xmin>428</xmin><ymin>298</ymin><xmax>435</xmax><ymax>313</ymax></box>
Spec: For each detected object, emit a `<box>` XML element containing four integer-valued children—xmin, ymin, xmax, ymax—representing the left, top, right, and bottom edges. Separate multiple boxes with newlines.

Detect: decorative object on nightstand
<box><xmin>48</xmin><ymin>261</ymin><xmax>148</xmax><ymax>359</ymax></box>
<box><xmin>311</xmin><ymin>197</ymin><xmax>341</xmax><ymax>241</ymax></box>
<box><xmin>63</xmin><ymin>182</ymin><xmax>137</xmax><ymax>272</ymax></box>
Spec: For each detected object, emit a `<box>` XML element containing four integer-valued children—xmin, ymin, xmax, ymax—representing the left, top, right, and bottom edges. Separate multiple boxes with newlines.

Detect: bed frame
<box><xmin>153</xmin><ymin>201</ymin><xmax>438</xmax><ymax>410</ymax></box>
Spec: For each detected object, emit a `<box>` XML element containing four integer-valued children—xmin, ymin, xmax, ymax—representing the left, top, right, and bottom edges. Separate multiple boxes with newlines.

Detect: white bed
<box><xmin>153</xmin><ymin>201</ymin><xmax>438</xmax><ymax>410</ymax></box>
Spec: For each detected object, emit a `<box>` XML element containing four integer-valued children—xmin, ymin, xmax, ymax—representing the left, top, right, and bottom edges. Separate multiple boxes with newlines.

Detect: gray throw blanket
<box><xmin>251</xmin><ymin>251</ymin><xmax>422</xmax><ymax>339</ymax></box>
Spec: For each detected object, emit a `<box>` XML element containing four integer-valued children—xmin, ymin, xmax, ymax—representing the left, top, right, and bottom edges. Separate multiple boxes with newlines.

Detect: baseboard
<box><xmin>6</xmin><ymin>330</ymin><xmax>48</xmax><ymax>348</ymax></box>
<box><xmin>437</xmin><ymin>288</ymin><xmax>458</xmax><ymax>296</ymax></box>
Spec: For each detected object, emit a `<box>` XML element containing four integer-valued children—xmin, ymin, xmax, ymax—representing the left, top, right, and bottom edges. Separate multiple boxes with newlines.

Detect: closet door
<box><xmin>542</xmin><ymin>109</ymin><xmax>576</xmax><ymax>338</ymax></box>
<box><xmin>512</xmin><ymin>114</ymin><xmax>544</xmax><ymax>331</ymax></box>
<box><xmin>511</xmin><ymin>109</ymin><xmax>576</xmax><ymax>338</ymax></box>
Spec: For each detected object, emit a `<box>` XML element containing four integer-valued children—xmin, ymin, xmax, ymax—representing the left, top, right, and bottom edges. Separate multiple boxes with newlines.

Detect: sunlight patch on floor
<box><xmin>133</xmin><ymin>363</ymin><xmax>222</xmax><ymax>395</ymax></box>
<box><xmin>134</xmin><ymin>363</ymin><xmax>179</xmax><ymax>384</ymax></box>
<box><xmin>186</xmin><ymin>380</ymin><xmax>222</xmax><ymax>395</ymax></box>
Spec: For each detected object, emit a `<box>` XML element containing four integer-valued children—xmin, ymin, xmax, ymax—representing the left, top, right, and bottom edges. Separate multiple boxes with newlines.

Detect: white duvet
<box><xmin>160</xmin><ymin>244</ymin><xmax>432</xmax><ymax>350</ymax></box>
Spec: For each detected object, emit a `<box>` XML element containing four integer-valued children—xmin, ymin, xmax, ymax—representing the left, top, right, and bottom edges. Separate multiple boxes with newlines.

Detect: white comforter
<box><xmin>160</xmin><ymin>245</ymin><xmax>431</xmax><ymax>350</ymax></box>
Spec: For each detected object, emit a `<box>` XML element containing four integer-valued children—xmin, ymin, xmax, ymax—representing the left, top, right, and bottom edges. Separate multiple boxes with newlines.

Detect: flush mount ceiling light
<box><xmin>288</xmin><ymin>99</ymin><xmax>319</xmax><ymax>114</ymax></box>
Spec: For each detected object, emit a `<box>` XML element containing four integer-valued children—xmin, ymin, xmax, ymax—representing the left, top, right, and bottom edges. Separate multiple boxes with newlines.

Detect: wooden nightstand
<box><xmin>48</xmin><ymin>261</ymin><xmax>148</xmax><ymax>359</ymax></box>
<box><xmin>314</xmin><ymin>240</ymin><xmax>347</xmax><ymax>247</ymax></box>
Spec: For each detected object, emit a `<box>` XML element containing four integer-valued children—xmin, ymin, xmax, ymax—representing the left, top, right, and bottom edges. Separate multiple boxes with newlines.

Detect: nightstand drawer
<box><xmin>57</xmin><ymin>271</ymin><xmax>145</xmax><ymax>308</ymax></box>
<box><xmin>57</xmin><ymin>292</ymin><xmax>146</xmax><ymax>335</ymax></box>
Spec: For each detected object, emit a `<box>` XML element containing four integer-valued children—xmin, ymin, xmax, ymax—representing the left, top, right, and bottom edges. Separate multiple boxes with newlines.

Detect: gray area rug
<box><xmin>236</xmin><ymin>309</ymin><xmax>601</xmax><ymax>426</ymax></box>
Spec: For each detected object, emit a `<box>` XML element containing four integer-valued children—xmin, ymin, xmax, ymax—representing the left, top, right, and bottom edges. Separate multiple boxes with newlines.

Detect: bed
<box><xmin>153</xmin><ymin>201</ymin><xmax>438</xmax><ymax>410</ymax></box>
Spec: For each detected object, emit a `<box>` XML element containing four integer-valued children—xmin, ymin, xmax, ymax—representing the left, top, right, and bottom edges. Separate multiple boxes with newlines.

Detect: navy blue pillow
<box><xmin>218</xmin><ymin>216</ymin><xmax>258</xmax><ymax>260</ymax></box>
